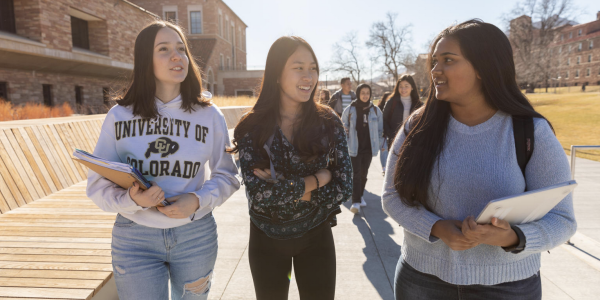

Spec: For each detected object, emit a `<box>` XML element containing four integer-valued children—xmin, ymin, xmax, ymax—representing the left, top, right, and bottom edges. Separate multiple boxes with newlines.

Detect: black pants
<box><xmin>249</xmin><ymin>222</ymin><xmax>336</xmax><ymax>300</ymax></box>
<box><xmin>395</xmin><ymin>259</ymin><xmax>542</xmax><ymax>300</ymax></box>
<box><xmin>351</xmin><ymin>152</ymin><xmax>372</xmax><ymax>204</ymax></box>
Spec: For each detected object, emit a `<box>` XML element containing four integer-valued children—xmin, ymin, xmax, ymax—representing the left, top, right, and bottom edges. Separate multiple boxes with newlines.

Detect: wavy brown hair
<box><xmin>393</xmin><ymin>19</ymin><xmax>551</xmax><ymax>211</ymax></box>
<box><xmin>229</xmin><ymin>36</ymin><xmax>337</xmax><ymax>167</ymax></box>
<box><xmin>116</xmin><ymin>21</ymin><xmax>210</xmax><ymax>119</ymax></box>
<box><xmin>389</xmin><ymin>74</ymin><xmax>420</xmax><ymax>108</ymax></box>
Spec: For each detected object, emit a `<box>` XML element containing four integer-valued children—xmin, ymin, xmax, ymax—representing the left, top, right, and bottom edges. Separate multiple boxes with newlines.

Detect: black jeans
<box><xmin>249</xmin><ymin>221</ymin><xmax>336</xmax><ymax>300</ymax></box>
<box><xmin>351</xmin><ymin>152</ymin><xmax>372</xmax><ymax>204</ymax></box>
<box><xmin>395</xmin><ymin>259</ymin><xmax>542</xmax><ymax>300</ymax></box>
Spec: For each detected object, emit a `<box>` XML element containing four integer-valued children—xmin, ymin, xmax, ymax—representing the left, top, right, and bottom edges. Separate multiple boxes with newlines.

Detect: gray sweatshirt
<box><xmin>382</xmin><ymin>110</ymin><xmax>576</xmax><ymax>285</ymax></box>
<box><xmin>87</xmin><ymin>95</ymin><xmax>240</xmax><ymax>228</ymax></box>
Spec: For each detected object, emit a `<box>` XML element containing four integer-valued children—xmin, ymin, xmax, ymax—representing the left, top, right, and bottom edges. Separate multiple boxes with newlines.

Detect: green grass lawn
<box><xmin>527</xmin><ymin>91</ymin><xmax>600</xmax><ymax>162</ymax></box>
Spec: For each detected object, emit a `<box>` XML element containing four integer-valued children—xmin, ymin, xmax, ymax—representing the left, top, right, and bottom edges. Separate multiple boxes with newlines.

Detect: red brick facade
<box><xmin>552</xmin><ymin>14</ymin><xmax>600</xmax><ymax>87</ymax></box>
<box><xmin>0</xmin><ymin>68</ymin><xmax>117</xmax><ymax>112</ymax></box>
<box><xmin>129</xmin><ymin>0</ymin><xmax>252</xmax><ymax>96</ymax></box>
<box><xmin>223</xmin><ymin>77</ymin><xmax>262</xmax><ymax>96</ymax></box>
<box><xmin>0</xmin><ymin>0</ymin><xmax>259</xmax><ymax>109</ymax></box>
<box><xmin>0</xmin><ymin>0</ymin><xmax>156</xmax><ymax>107</ymax></box>
<box><xmin>510</xmin><ymin>12</ymin><xmax>600</xmax><ymax>88</ymax></box>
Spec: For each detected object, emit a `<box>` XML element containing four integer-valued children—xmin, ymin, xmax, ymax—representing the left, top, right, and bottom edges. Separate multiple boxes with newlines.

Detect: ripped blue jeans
<box><xmin>111</xmin><ymin>212</ymin><xmax>218</xmax><ymax>300</ymax></box>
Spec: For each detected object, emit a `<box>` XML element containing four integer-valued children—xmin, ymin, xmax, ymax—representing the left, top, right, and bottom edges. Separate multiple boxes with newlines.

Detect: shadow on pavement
<box><xmin>342</xmin><ymin>190</ymin><xmax>401</xmax><ymax>300</ymax></box>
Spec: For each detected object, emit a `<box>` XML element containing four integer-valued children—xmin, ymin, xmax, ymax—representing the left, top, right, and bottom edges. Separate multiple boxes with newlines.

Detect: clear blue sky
<box><xmin>225</xmin><ymin>0</ymin><xmax>598</xmax><ymax>78</ymax></box>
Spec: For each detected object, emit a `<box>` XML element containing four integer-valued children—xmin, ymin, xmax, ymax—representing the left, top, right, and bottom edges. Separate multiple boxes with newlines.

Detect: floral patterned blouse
<box><xmin>238</xmin><ymin>117</ymin><xmax>353</xmax><ymax>240</ymax></box>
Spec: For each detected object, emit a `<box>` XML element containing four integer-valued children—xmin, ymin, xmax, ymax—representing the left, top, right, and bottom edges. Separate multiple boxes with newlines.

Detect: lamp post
<box><xmin>551</xmin><ymin>76</ymin><xmax>561</xmax><ymax>94</ymax></box>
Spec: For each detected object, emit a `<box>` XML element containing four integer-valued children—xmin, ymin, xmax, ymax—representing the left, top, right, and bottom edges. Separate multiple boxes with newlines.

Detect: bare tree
<box><xmin>367</xmin><ymin>12</ymin><xmax>413</xmax><ymax>83</ymax></box>
<box><xmin>328</xmin><ymin>31</ymin><xmax>364</xmax><ymax>86</ymax></box>
<box><xmin>505</xmin><ymin>0</ymin><xmax>576</xmax><ymax>92</ymax></box>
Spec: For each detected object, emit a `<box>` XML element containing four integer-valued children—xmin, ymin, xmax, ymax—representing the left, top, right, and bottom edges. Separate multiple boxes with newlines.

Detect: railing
<box><xmin>567</xmin><ymin>145</ymin><xmax>600</xmax><ymax>245</ymax></box>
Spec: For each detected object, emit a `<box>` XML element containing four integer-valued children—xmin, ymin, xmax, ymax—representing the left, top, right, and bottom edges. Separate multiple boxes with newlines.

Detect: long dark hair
<box><xmin>393</xmin><ymin>19</ymin><xmax>550</xmax><ymax>211</ymax></box>
<box><xmin>389</xmin><ymin>74</ymin><xmax>420</xmax><ymax>107</ymax></box>
<box><xmin>116</xmin><ymin>21</ymin><xmax>210</xmax><ymax>119</ymax></box>
<box><xmin>378</xmin><ymin>92</ymin><xmax>392</xmax><ymax>110</ymax></box>
<box><xmin>320</xmin><ymin>89</ymin><xmax>331</xmax><ymax>104</ymax></box>
<box><xmin>230</xmin><ymin>36</ymin><xmax>336</xmax><ymax>165</ymax></box>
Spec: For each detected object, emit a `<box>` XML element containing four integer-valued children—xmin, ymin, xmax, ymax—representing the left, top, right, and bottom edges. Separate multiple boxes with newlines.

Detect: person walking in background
<box><xmin>342</xmin><ymin>83</ymin><xmax>383</xmax><ymax>214</ymax></box>
<box><xmin>86</xmin><ymin>21</ymin><xmax>240</xmax><ymax>299</ymax></box>
<box><xmin>231</xmin><ymin>36</ymin><xmax>352</xmax><ymax>300</ymax></box>
<box><xmin>320</xmin><ymin>89</ymin><xmax>331</xmax><ymax>105</ymax></box>
<box><xmin>382</xmin><ymin>75</ymin><xmax>422</xmax><ymax>147</ymax></box>
<box><xmin>377</xmin><ymin>92</ymin><xmax>392</xmax><ymax>174</ymax></box>
<box><xmin>383</xmin><ymin>19</ymin><xmax>576</xmax><ymax>300</ymax></box>
<box><xmin>328</xmin><ymin>77</ymin><xmax>356</xmax><ymax>116</ymax></box>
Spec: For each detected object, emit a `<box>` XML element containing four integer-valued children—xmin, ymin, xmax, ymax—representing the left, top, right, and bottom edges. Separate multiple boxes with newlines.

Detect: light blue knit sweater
<box><xmin>382</xmin><ymin>111</ymin><xmax>577</xmax><ymax>285</ymax></box>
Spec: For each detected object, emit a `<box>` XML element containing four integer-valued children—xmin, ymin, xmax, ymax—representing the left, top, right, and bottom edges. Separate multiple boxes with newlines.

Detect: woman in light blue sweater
<box><xmin>382</xmin><ymin>19</ymin><xmax>576</xmax><ymax>300</ymax></box>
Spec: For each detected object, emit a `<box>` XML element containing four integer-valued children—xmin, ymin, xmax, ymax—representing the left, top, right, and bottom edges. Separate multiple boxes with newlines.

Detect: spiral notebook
<box><xmin>72</xmin><ymin>149</ymin><xmax>171</xmax><ymax>207</ymax></box>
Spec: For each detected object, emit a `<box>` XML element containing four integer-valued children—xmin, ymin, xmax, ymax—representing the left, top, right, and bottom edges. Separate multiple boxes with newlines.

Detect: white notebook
<box><xmin>475</xmin><ymin>180</ymin><xmax>577</xmax><ymax>225</ymax></box>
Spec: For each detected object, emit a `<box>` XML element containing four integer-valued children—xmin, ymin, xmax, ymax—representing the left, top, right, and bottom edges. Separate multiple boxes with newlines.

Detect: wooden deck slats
<box><xmin>0</xmin><ymin>117</ymin><xmax>103</xmax><ymax>214</ymax></box>
<box><xmin>0</xmin><ymin>115</ymin><xmax>110</xmax><ymax>299</ymax></box>
<box><xmin>0</xmin><ymin>183</ymin><xmax>116</xmax><ymax>299</ymax></box>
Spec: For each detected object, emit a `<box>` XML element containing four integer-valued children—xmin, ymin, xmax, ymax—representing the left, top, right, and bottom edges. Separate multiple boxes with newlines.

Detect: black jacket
<box><xmin>328</xmin><ymin>89</ymin><xmax>356</xmax><ymax>116</ymax></box>
<box><xmin>382</xmin><ymin>96</ymin><xmax>422</xmax><ymax>141</ymax></box>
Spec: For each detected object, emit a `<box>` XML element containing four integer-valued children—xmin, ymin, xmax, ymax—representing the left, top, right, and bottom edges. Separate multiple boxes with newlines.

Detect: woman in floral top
<box><xmin>230</xmin><ymin>36</ymin><xmax>352</xmax><ymax>300</ymax></box>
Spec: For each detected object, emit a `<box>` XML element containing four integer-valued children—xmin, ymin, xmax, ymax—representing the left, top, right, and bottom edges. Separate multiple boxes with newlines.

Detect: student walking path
<box><xmin>207</xmin><ymin>153</ymin><xmax>600</xmax><ymax>300</ymax></box>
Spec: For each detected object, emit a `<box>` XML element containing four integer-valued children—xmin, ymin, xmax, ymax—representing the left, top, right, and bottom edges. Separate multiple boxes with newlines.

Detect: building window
<box><xmin>560</xmin><ymin>34</ymin><xmax>564</xmax><ymax>41</ymax></box>
<box><xmin>589</xmin><ymin>54</ymin><xmax>592</xmax><ymax>63</ymax></box>
<box><xmin>567</xmin><ymin>58</ymin><xmax>570</xmax><ymax>65</ymax></box>
<box><xmin>218</xmin><ymin>13</ymin><xmax>222</xmax><ymax>36</ymax></box>
<box><xmin>568</xmin><ymin>45</ymin><xmax>571</xmax><ymax>53</ymax></box>
<box><xmin>229</xmin><ymin>24</ymin><xmax>233</xmax><ymax>43</ymax></box>
<box><xmin>569</xmin><ymin>32</ymin><xmax>572</xmax><ymax>39</ymax></box>
<box><xmin>590</xmin><ymin>40</ymin><xmax>594</xmax><ymax>50</ymax></box>
<box><xmin>575</xmin><ymin>70</ymin><xmax>579</xmax><ymax>78</ymax></box>
<box><xmin>578</xmin><ymin>29</ymin><xmax>582</xmax><ymax>36</ymax></box>
<box><xmin>565</xmin><ymin>71</ymin><xmax>569</xmax><ymax>79</ymax></box>
<box><xmin>189</xmin><ymin>11</ymin><xmax>202</xmax><ymax>34</ymax></box>
<box><xmin>578</xmin><ymin>43</ymin><xmax>582</xmax><ymax>51</ymax></box>
<box><xmin>42</xmin><ymin>84</ymin><xmax>53</xmax><ymax>106</ymax></box>
<box><xmin>165</xmin><ymin>11</ymin><xmax>177</xmax><ymax>23</ymax></box>
<box><xmin>102</xmin><ymin>87</ymin><xmax>110</xmax><ymax>106</ymax></box>
<box><xmin>71</xmin><ymin>16</ymin><xmax>90</xmax><ymax>49</ymax></box>
<box><xmin>0</xmin><ymin>0</ymin><xmax>16</xmax><ymax>33</ymax></box>
<box><xmin>226</xmin><ymin>57</ymin><xmax>230</xmax><ymax>70</ymax></box>
<box><xmin>238</xmin><ymin>27</ymin><xmax>242</xmax><ymax>49</ymax></box>
<box><xmin>224</xmin><ymin>16</ymin><xmax>229</xmax><ymax>40</ymax></box>
<box><xmin>220</xmin><ymin>54</ymin><xmax>224</xmax><ymax>70</ymax></box>
<box><xmin>0</xmin><ymin>81</ymin><xmax>8</xmax><ymax>101</ymax></box>
<box><xmin>558</xmin><ymin>46</ymin><xmax>562</xmax><ymax>53</ymax></box>
<box><xmin>75</xmin><ymin>86</ymin><xmax>83</xmax><ymax>106</ymax></box>
<box><xmin>586</xmin><ymin>68</ymin><xmax>590</xmax><ymax>76</ymax></box>
<box><xmin>577</xmin><ymin>56</ymin><xmax>580</xmax><ymax>64</ymax></box>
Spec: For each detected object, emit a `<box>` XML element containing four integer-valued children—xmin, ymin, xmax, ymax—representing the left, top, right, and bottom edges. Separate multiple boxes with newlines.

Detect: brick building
<box><xmin>509</xmin><ymin>11</ymin><xmax>600</xmax><ymax>88</ymax></box>
<box><xmin>0</xmin><ymin>0</ymin><xmax>262</xmax><ymax>112</ymax></box>
<box><xmin>552</xmin><ymin>12</ymin><xmax>600</xmax><ymax>87</ymax></box>
<box><xmin>0</xmin><ymin>0</ymin><xmax>156</xmax><ymax>110</ymax></box>
<box><xmin>128</xmin><ymin>0</ymin><xmax>263</xmax><ymax>97</ymax></box>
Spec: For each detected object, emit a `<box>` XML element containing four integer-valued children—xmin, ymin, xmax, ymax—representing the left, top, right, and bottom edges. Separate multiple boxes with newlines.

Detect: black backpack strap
<box><xmin>512</xmin><ymin>115</ymin><xmax>535</xmax><ymax>180</ymax></box>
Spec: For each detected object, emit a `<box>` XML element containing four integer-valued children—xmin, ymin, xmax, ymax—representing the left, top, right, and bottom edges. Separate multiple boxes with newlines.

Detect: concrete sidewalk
<box><xmin>208</xmin><ymin>154</ymin><xmax>600</xmax><ymax>300</ymax></box>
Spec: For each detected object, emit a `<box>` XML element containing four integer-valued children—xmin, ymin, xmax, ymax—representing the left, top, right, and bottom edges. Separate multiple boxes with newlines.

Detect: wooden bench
<box><xmin>0</xmin><ymin>107</ymin><xmax>249</xmax><ymax>299</ymax></box>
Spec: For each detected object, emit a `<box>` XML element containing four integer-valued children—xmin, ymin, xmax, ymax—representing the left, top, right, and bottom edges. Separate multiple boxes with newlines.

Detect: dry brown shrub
<box><xmin>0</xmin><ymin>100</ymin><xmax>74</xmax><ymax>121</ymax></box>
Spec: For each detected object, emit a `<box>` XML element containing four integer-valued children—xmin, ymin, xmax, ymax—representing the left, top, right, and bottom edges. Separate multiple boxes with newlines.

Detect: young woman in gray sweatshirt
<box><xmin>382</xmin><ymin>19</ymin><xmax>576</xmax><ymax>300</ymax></box>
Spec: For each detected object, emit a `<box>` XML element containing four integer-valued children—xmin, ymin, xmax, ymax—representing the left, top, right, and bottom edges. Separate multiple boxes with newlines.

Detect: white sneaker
<box><xmin>360</xmin><ymin>197</ymin><xmax>367</xmax><ymax>207</ymax></box>
<box><xmin>350</xmin><ymin>203</ymin><xmax>361</xmax><ymax>214</ymax></box>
